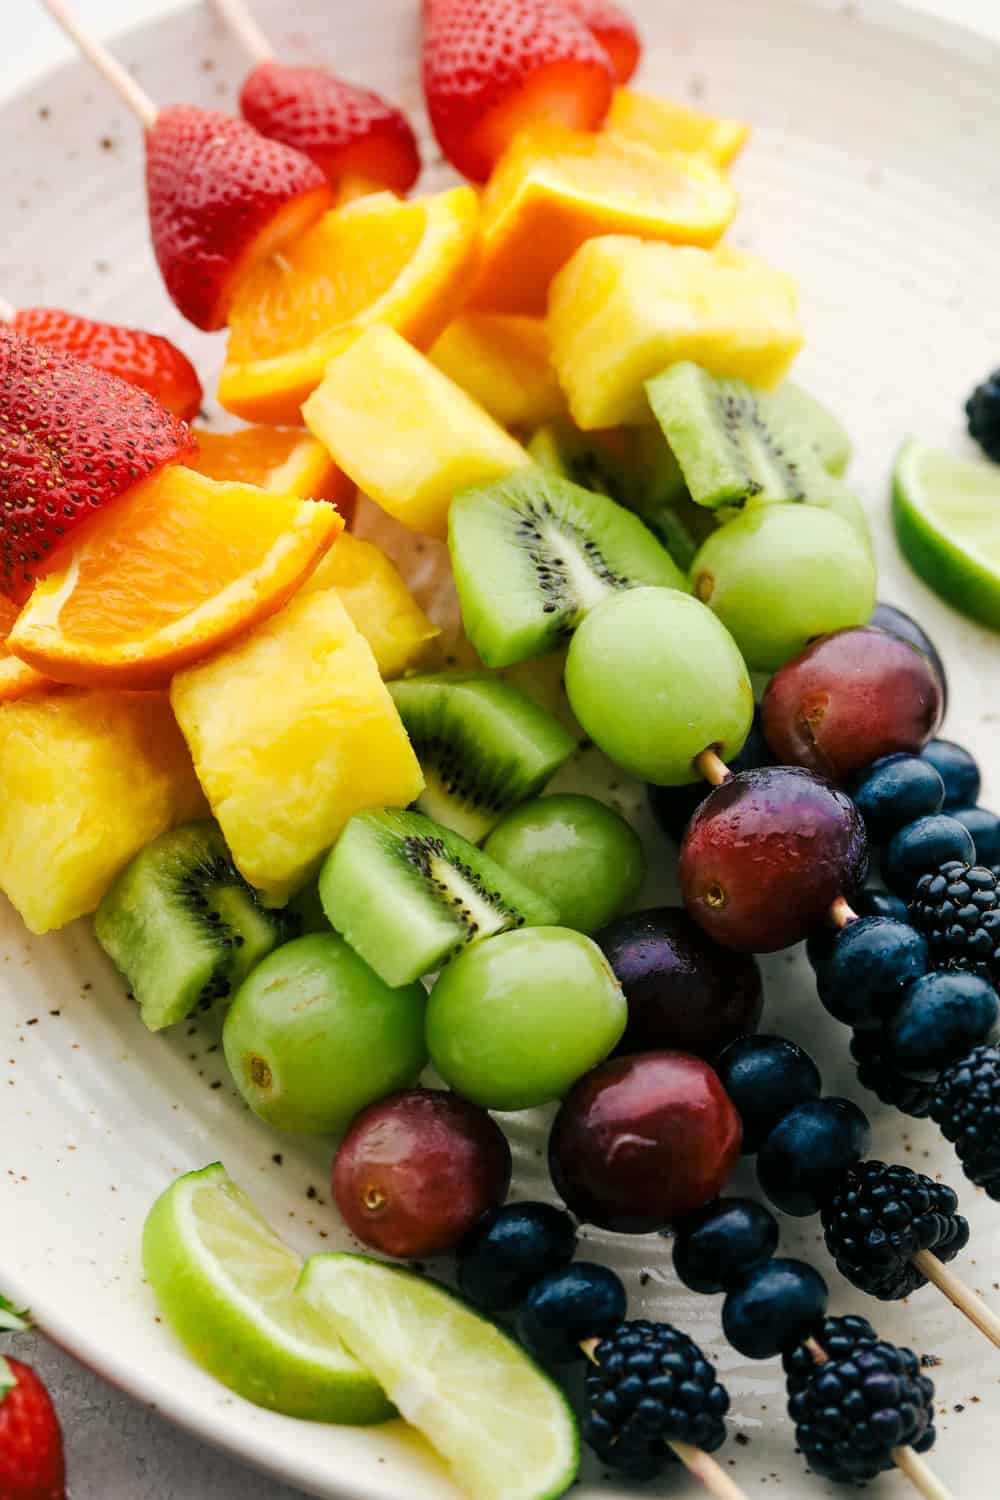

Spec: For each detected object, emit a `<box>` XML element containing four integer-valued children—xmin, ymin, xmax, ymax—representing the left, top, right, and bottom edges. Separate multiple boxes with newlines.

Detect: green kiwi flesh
<box><xmin>448</xmin><ymin>468</ymin><xmax>687</xmax><ymax>668</ymax></box>
<box><xmin>770</xmin><ymin>381</ymin><xmax>853</xmax><ymax>476</ymax></box>
<box><xmin>94</xmin><ymin>822</ymin><xmax>293</xmax><ymax>1031</ymax></box>
<box><xmin>388</xmin><ymin>673</ymin><xmax>576</xmax><ymax>843</ymax></box>
<box><xmin>318</xmin><ymin>809</ymin><xmax>558</xmax><ymax>987</ymax></box>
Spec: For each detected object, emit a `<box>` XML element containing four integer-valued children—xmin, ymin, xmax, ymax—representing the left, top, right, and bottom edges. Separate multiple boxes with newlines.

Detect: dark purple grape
<box><xmin>648</xmin><ymin>708</ymin><xmax>773</xmax><ymax>842</ymax></box>
<box><xmin>870</xmin><ymin>602</ymin><xmax>947</xmax><ymax>710</ymax></box>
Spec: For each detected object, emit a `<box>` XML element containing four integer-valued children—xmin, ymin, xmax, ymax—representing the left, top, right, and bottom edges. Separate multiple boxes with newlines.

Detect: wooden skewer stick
<box><xmin>804</xmin><ymin>1338</ymin><xmax>954</xmax><ymax>1500</ymax></box>
<box><xmin>912</xmin><ymin>1249</ymin><xmax>1000</xmax><ymax>1350</ymax></box>
<box><xmin>38</xmin><ymin>0</ymin><xmax>158</xmax><ymax>127</ymax></box>
<box><xmin>695</xmin><ymin>747</ymin><xmax>732</xmax><ymax>788</ymax></box>
<box><xmin>210</xmin><ymin>0</ymin><xmax>275</xmax><ymax>65</ymax></box>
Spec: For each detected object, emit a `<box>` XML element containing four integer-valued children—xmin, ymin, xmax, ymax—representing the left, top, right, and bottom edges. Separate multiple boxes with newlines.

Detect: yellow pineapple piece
<box><xmin>171</xmin><ymin>588</ymin><xmax>424</xmax><ymax>905</ymax></box>
<box><xmin>606</xmin><ymin>89</ymin><xmax>750</xmax><ymax>169</ymax></box>
<box><xmin>0</xmin><ymin>691</ymin><xmax>206</xmax><ymax>934</ymax></box>
<box><xmin>429</xmin><ymin>315</ymin><xmax>566</xmax><ymax>430</ymax></box>
<box><xmin>548</xmin><ymin>237</ymin><xmax>803</xmax><ymax>430</ymax></box>
<box><xmin>302</xmin><ymin>325</ymin><xmax>532</xmax><ymax>538</ymax></box>
<box><xmin>307</xmin><ymin>533</ymin><xmax>438</xmax><ymax>679</ymax></box>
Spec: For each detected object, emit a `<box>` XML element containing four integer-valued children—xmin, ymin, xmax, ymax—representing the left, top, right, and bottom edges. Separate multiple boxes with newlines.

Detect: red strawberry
<box><xmin>145</xmin><ymin>105</ymin><xmax>333</xmax><ymax>331</ymax></box>
<box><xmin>559</xmin><ymin>0</ymin><xmax>641</xmax><ymax>83</ymax></box>
<box><xmin>0</xmin><ymin>327</ymin><xmax>194</xmax><ymax>602</ymax></box>
<box><xmin>422</xmin><ymin>0</ymin><xmax>615</xmax><ymax>182</ymax></box>
<box><xmin>240</xmin><ymin>62</ymin><xmax>421</xmax><ymax>195</ymax></box>
<box><xmin>11</xmin><ymin>307</ymin><xmax>203</xmax><ymax>422</ymax></box>
<box><xmin>0</xmin><ymin>1358</ymin><xmax>66</xmax><ymax>1500</ymax></box>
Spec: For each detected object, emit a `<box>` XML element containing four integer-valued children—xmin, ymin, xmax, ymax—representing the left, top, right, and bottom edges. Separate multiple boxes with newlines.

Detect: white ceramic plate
<box><xmin>2</xmin><ymin>1</ymin><xmax>999</xmax><ymax>1496</ymax></box>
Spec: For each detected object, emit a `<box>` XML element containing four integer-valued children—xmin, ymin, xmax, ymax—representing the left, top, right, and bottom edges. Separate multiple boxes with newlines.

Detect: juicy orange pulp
<box><xmin>7</xmin><ymin>465</ymin><xmax>342</xmax><ymax>689</ymax></box>
<box><xmin>605</xmin><ymin>89</ymin><xmax>750</xmax><ymax>169</ymax></box>
<box><xmin>189</xmin><ymin>425</ymin><xmax>356</xmax><ymax>522</ymax></box>
<box><xmin>0</xmin><ymin>596</ymin><xmax>49</xmax><ymax>702</ymax></box>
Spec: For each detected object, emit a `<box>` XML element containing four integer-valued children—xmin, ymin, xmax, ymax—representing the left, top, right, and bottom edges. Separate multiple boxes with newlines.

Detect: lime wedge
<box><xmin>142</xmin><ymin>1164</ymin><xmax>391</xmax><ymax>1424</ymax></box>
<box><xmin>299</xmin><ymin>1254</ymin><xmax>580</xmax><ymax>1500</ymax></box>
<box><xmin>893</xmin><ymin>439</ymin><xmax>1000</xmax><ymax>630</ymax></box>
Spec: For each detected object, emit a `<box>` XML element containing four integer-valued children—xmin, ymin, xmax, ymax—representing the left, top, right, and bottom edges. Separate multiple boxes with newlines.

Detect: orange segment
<box><xmin>606</xmin><ymin>89</ymin><xmax>750</xmax><ymax>168</ymax></box>
<box><xmin>0</xmin><ymin>596</ymin><xmax>49</xmax><ymax>702</ymax></box>
<box><xmin>7</xmin><ymin>466</ymin><xmax>343</xmax><ymax>690</ymax></box>
<box><xmin>189</xmin><ymin>425</ymin><xmax>356</xmax><ymax>522</ymax></box>
<box><xmin>218</xmin><ymin>186</ymin><xmax>481</xmax><ymax>425</ymax></box>
<box><xmin>469</xmin><ymin>124</ymin><xmax>737</xmax><ymax>317</ymax></box>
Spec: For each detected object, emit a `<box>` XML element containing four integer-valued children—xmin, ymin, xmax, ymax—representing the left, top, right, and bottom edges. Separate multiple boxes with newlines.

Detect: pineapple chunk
<box><xmin>548</xmin><ymin>237</ymin><xmax>803</xmax><ymax>430</ymax></box>
<box><xmin>302</xmin><ymin>326</ymin><xmax>532</xmax><ymax>538</ymax></box>
<box><xmin>606</xmin><ymin>89</ymin><xmax>750</xmax><ymax>169</ymax></box>
<box><xmin>307</xmin><ymin>533</ymin><xmax>438</xmax><ymax>679</ymax></box>
<box><xmin>171</xmin><ymin>588</ymin><xmax>424</xmax><ymax>905</ymax></box>
<box><xmin>0</xmin><ymin>690</ymin><xmax>206</xmax><ymax>934</ymax></box>
<box><xmin>429</xmin><ymin>315</ymin><xmax>567</xmax><ymax>430</ymax></box>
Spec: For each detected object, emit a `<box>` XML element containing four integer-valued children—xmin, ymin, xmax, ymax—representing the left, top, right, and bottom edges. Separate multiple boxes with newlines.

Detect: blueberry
<box><xmin>722</xmin><ymin>1258</ymin><xmax>828</xmax><ymax>1359</ymax></box>
<box><xmin>672</xmin><ymin>1198</ymin><xmax>779</xmax><ymax>1294</ymax></box>
<box><xmin>885</xmin><ymin>971</ymin><xmax>999</xmax><ymax>1076</ymax></box>
<box><xmin>853</xmin><ymin>889</ymin><xmax>910</xmax><ymax>923</ymax></box>
<box><xmin>816</xmin><ymin>917</ymin><xmax>929</xmax><ymax>1028</ymax></box>
<box><xmin>516</xmin><ymin>1264</ymin><xmax>626</xmax><ymax>1363</ymax></box>
<box><xmin>456</xmin><ymin>1202</ymin><xmax>576</xmax><ymax>1311</ymax></box>
<box><xmin>870</xmin><ymin>604</ymin><xmax>947</xmax><ymax>710</ymax></box>
<box><xmin>951</xmin><ymin>807</ymin><xmax>1000</xmax><ymax>868</ymax></box>
<box><xmin>851</xmin><ymin>755</ymin><xmax>945</xmax><ymax>843</ymax></box>
<box><xmin>921</xmin><ymin>740</ymin><xmax>981</xmax><ymax>810</ymax></box>
<box><xmin>757</xmin><ymin>1097</ymin><xmax>871</xmax><ymax>1216</ymax></box>
<box><xmin>714</xmin><ymin>1036</ymin><xmax>822</xmax><ymax>1155</ymax></box>
<box><xmin>882</xmin><ymin>815</ymin><xmax>976</xmax><ymax>895</ymax></box>
<box><xmin>648</xmin><ymin>709</ymin><xmax>773</xmax><ymax>842</ymax></box>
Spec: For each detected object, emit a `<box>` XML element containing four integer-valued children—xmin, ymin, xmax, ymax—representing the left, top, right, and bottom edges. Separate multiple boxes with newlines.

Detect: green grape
<box><xmin>223</xmin><ymin>933</ymin><xmax>427</xmax><ymax>1135</ymax></box>
<box><xmin>690</xmin><ymin>504</ymin><xmax>876</xmax><ymax>672</ymax></box>
<box><xmin>426</xmin><ymin>927</ymin><xmax>626</xmax><ymax>1111</ymax></box>
<box><xmin>564</xmin><ymin>587</ymin><xmax>753</xmax><ymax>786</ymax></box>
<box><xmin>483</xmin><ymin>794</ymin><xmax>645</xmax><ymax>934</ymax></box>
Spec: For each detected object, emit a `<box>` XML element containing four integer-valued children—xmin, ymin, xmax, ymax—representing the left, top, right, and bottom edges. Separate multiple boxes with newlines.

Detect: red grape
<box><xmin>332</xmin><ymin>1088</ymin><xmax>511</xmax><ymax>1258</ymax></box>
<box><xmin>596</xmin><ymin>908</ymin><xmax>763</xmax><ymax>1059</ymax></box>
<box><xmin>679</xmin><ymin>767</ymin><xmax>868</xmax><ymax>952</ymax></box>
<box><xmin>548</xmin><ymin>1051</ymin><xmax>742</xmax><ymax>1232</ymax></box>
<box><xmin>761</xmin><ymin>626</ymin><xmax>943</xmax><ymax>782</ymax></box>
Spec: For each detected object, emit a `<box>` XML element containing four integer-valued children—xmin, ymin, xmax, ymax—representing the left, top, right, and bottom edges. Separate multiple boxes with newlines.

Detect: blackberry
<box><xmin>821</xmin><ymin>1160</ymin><xmax>969</xmax><ymax>1300</ymax></box>
<box><xmin>782</xmin><ymin>1314</ymin><xmax>878</xmax><ymax>1395</ymax></box>
<box><xmin>583</xmin><ymin>1320</ymin><xmax>728</xmax><ymax>1479</ymax></box>
<box><xmin>966</xmin><ymin>369</ymin><xmax>1000</xmax><ymax>462</ymax></box>
<box><xmin>789</xmin><ymin>1340</ymin><xmax>936</xmax><ymax>1485</ymax></box>
<box><xmin>931</xmin><ymin>1044</ymin><xmax>1000</xmax><ymax>1198</ymax></box>
<box><xmin>850</xmin><ymin>1029</ymin><xmax>935</xmax><ymax>1118</ymax></box>
<box><xmin>909</xmin><ymin>859</ymin><xmax>1000</xmax><ymax>986</ymax></box>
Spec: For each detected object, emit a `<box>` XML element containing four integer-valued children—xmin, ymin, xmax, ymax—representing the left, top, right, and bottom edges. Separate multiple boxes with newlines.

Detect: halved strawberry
<box><xmin>560</xmin><ymin>0</ymin><xmax>641</xmax><ymax>83</ymax></box>
<box><xmin>145</xmin><ymin>105</ymin><xmax>333</xmax><ymax>331</ymax></box>
<box><xmin>0</xmin><ymin>327</ymin><xmax>194</xmax><ymax>602</ymax></box>
<box><xmin>0</xmin><ymin>1357</ymin><xmax>66</xmax><ymax>1500</ymax></box>
<box><xmin>240</xmin><ymin>62</ymin><xmax>421</xmax><ymax>195</ymax></box>
<box><xmin>12</xmin><ymin>307</ymin><xmax>203</xmax><ymax>421</ymax></box>
<box><xmin>422</xmin><ymin>0</ymin><xmax>615</xmax><ymax>182</ymax></box>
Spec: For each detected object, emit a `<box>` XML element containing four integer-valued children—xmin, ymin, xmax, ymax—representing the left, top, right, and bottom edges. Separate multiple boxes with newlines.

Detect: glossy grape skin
<box><xmin>854</xmin><ymin>888</ymin><xmax>910</xmax><ymax>923</ymax></box>
<box><xmin>647</xmin><ymin>709</ymin><xmax>773</xmax><ymax>844</ymax></box>
<box><xmin>885</xmin><ymin>972</ymin><xmax>999</xmax><ymax>1076</ymax></box>
<box><xmin>332</xmin><ymin>1088</ymin><xmax>512</xmax><ymax>1258</ymax></box>
<box><xmin>456</xmin><ymin>1203</ymin><xmax>577</xmax><ymax>1312</ymax></box>
<box><xmin>756</xmin><ymin>1097</ymin><xmax>871</xmax><ymax>1216</ymax></box>
<box><xmin>870</xmin><ymin>602</ymin><xmax>947</xmax><ymax>709</ymax></box>
<box><xmin>222</xmin><ymin>933</ymin><xmax>426</xmax><ymax>1135</ymax></box>
<box><xmin>722</xmin><ymin>1259</ymin><xmax>829</xmax><ymax>1359</ymax></box>
<box><xmin>714</xmin><ymin>1035</ymin><xmax>822</xmax><ymax>1154</ymax></box>
<box><xmin>952</xmin><ymin>807</ymin><xmax>1000</xmax><ymax>867</ymax></box>
<box><xmin>851</xmin><ymin>755</ymin><xmax>945</xmax><ymax>844</ymax></box>
<box><xmin>882</xmin><ymin>814</ymin><xmax>976</xmax><ymax>896</ymax></box>
<box><xmin>815</xmin><ymin>917</ymin><xmax>930</xmax><ymax>1029</ymax></box>
<box><xmin>516</xmin><ymin>1265</ymin><xmax>627</xmax><ymax>1364</ymax></box>
<box><xmin>672</xmin><ymin>1198</ymin><xmax>779</xmax><ymax>1294</ymax></box>
<box><xmin>596</xmin><ymin>907</ymin><xmax>762</xmax><ymax>1060</ymax></box>
<box><xmin>548</xmin><ymin>1051</ymin><xmax>742</xmax><ymax>1233</ymax></box>
<box><xmin>921</xmin><ymin>739</ymin><xmax>981</xmax><ymax>809</ymax></box>
<box><xmin>482</xmin><ymin>794</ymin><xmax>644</xmax><ymax>935</ymax></box>
<box><xmin>690</xmin><ymin>505</ymin><xmax>876</xmax><ymax>671</ymax></box>
<box><xmin>564</xmin><ymin>587</ymin><xmax>754</xmax><ymax>786</ymax></box>
<box><xmin>426</xmin><ymin>927</ymin><xmax>627</xmax><ymax>1111</ymax></box>
<box><xmin>679</xmin><ymin>767</ymin><xmax>868</xmax><ymax>952</ymax></box>
<box><xmin>761</xmin><ymin>627</ymin><xmax>944</xmax><ymax>782</ymax></box>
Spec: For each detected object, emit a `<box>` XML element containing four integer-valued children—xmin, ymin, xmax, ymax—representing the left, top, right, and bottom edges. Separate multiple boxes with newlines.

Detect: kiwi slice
<box><xmin>318</xmin><ymin>808</ymin><xmax>558</xmax><ymax>987</ymax></box>
<box><xmin>771</xmin><ymin>381</ymin><xmax>852</xmax><ymax>476</ymax></box>
<box><xmin>388</xmin><ymin>673</ymin><xmax>576</xmax><ymax>843</ymax></box>
<box><xmin>448</xmin><ymin>468</ymin><xmax>687</xmax><ymax>669</ymax></box>
<box><xmin>95</xmin><ymin>822</ymin><xmax>294</xmax><ymax>1032</ymax></box>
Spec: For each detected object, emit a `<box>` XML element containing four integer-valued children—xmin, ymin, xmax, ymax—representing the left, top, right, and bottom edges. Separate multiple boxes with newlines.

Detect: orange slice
<box><xmin>605</xmin><ymin>89</ymin><xmax>750</xmax><ymax>168</ymax></box>
<box><xmin>469</xmin><ymin>124</ymin><xmax>737</xmax><ymax>317</ymax></box>
<box><xmin>0</xmin><ymin>597</ymin><xmax>49</xmax><ymax>702</ymax></box>
<box><xmin>189</xmin><ymin>425</ymin><xmax>356</xmax><ymax>522</ymax></box>
<box><xmin>218</xmin><ymin>187</ymin><xmax>481</xmax><ymax>425</ymax></box>
<box><xmin>7</xmin><ymin>465</ymin><xmax>342</xmax><ymax>690</ymax></box>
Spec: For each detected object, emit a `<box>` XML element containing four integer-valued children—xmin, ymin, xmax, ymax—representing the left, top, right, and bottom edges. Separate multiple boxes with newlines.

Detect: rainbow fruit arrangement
<box><xmin>6</xmin><ymin>1</ymin><xmax>1000</xmax><ymax>1498</ymax></box>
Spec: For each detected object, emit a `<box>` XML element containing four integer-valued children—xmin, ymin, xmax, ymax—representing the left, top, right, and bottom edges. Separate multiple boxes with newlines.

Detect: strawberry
<box><xmin>0</xmin><ymin>327</ymin><xmax>194</xmax><ymax>601</ymax></box>
<box><xmin>145</xmin><ymin>105</ymin><xmax>333</xmax><ymax>331</ymax></box>
<box><xmin>422</xmin><ymin>0</ymin><xmax>615</xmax><ymax>182</ymax></box>
<box><xmin>11</xmin><ymin>307</ymin><xmax>203</xmax><ymax>421</ymax></box>
<box><xmin>0</xmin><ymin>1358</ymin><xmax>66</xmax><ymax>1500</ymax></box>
<box><xmin>240</xmin><ymin>62</ymin><xmax>421</xmax><ymax>195</ymax></box>
<box><xmin>559</xmin><ymin>0</ymin><xmax>641</xmax><ymax>83</ymax></box>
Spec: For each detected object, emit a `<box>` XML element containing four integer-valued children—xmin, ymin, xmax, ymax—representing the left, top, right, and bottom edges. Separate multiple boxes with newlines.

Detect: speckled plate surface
<box><xmin>1</xmin><ymin>1</ymin><xmax>999</xmax><ymax>1496</ymax></box>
